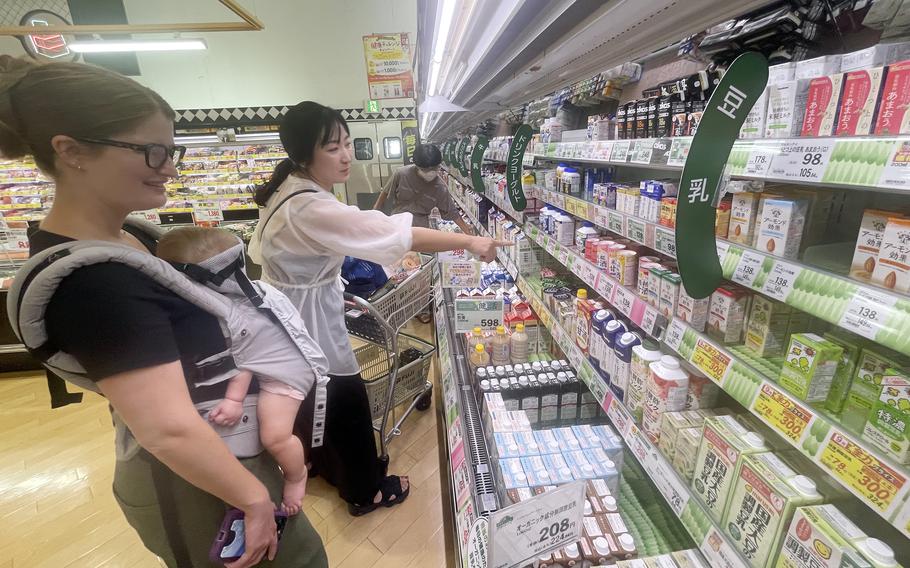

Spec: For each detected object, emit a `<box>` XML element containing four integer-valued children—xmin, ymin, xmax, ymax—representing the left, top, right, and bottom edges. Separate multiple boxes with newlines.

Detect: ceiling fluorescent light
<box><xmin>69</xmin><ymin>39</ymin><xmax>207</xmax><ymax>53</ymax></box>
<box><xmin>428</xmin><ymin>0</ymin><xmax>458</xmax><ymax>96</ymax></box>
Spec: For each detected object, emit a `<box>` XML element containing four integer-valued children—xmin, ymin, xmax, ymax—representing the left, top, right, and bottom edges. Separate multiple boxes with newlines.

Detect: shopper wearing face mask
<box><xmin>373</xmin><ymin>143</ymin><xmax>474</xmax><ymax>235</ymax></box>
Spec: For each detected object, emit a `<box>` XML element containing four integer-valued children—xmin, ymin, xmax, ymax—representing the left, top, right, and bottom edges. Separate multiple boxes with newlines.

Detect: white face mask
<box><xmin>417</xmin><ymin>169</ymin><xmax>438</xmax><ymax>182</ymax></box>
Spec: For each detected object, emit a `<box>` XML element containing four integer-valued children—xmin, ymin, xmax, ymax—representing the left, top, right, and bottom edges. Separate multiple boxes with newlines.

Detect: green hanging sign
<box><xmin>456</xmin><ymin>137</ymin><xmax>471</xmax><ymax>178</ymax></box>
<box><xmin>676</xmin><ymin>52</ymin><xmax>768</xmax><ymax>299</ymax></box>
<box><xmin>470</xmin><ymin>135</ymin><xmax>489</xmax><ymax>193</ymax></box>
<box><xmin>505</xmin><ymin>124</ymin><xmax>532</xmax><ymax>211</ymax></box>
<box><xmin>446</xmin><ymin>140</ymin><xmax>457</xmax><ymax>167</ymax></box>
<box><xmin>442</xmin><ymin>140</ymin><xmax>452</xmax><ymax>166</ymax></box>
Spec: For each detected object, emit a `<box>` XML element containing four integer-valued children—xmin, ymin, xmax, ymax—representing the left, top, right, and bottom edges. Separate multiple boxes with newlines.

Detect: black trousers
<box><xmin>296</xmin><ymin>372</ymin><xmax>385</xmax><ymax>505</ymax></box>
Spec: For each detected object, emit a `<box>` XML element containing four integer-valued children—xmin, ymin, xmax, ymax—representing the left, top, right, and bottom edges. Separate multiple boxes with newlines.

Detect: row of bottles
<box><xmin>469</xmin><ymin>324</ymin><xmax>530</xmax><ymax>367</ymax></box>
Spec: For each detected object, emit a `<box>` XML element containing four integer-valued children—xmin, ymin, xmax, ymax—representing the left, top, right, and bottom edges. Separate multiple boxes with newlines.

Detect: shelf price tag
<box><xmin>529</xmin><ymin>225</ymin><xmax>539</xmax><ymax>240</ymax></box>
<box><xmin>640</xmin><ymin>306</ymin><xmax>663</xmax><ymax>340</ymax></box>
<box><xmin>594</xmin><ymin>273</ymin><xmax>617</xmax><ymax>303</ymax></box>
<box><xmin>2</xmin><ymin>229</ymin><xmax>28</xmax><ymax>252</ymax></box>
<box><xmin>558</xmin><ymin>248</ymin><xmax>570</xmax><ymax>266</ymax></box>
<box><xmin>626</xmin><ymin>218</ymin><xmax>646</xmax><ymax>244</ymax></box>
<box><xmin>667</xmin><ymin>137</ymin><xmax>692</xmax><ymax>167</ymax></box>
<box><xmin>731</xmin><ymin>249</ymin><xmax>765</xmax><ymax>288</ymax></box>
<box><xmin>769</xmin><ymin>139</ymin><xmax>835</xmax><ymax>182</ymax></box>
<box><xmin>442</xmin><ymin>261</ymin><xmax>482</xmax><ymax>289</ymax></box>
<box><xmin>645</xmin><ymin>222</ymin><xmax>657</xmax><ymax>249</ymax></box>
<box><xmin>607</xmin><ymin>211</ymin><xmax>625</xmax><ymax>235</ymax></box>
<box><xmin>743</xmin><ymin>143</ymin><xmax>778</xmax><ymax>177</ymax></box>
<box><xmin>578</xmin><ymin>362</ymin><xmax>608</xmax><ymax>406</ymax></box>
<box><xmin>690</xmin><ymin>338</ymin><xmax>731</xmax><ymax>385</ymax></box>
<box><xmin>454</xmin><ymin>298</ymin><xmax>504</xmax><ymax>333</ymax></box>
<box><xmin>546</xmin><ymin>238</ymin><xmax>556</xmax><ymax>255</ymax></box>
<box><xmin>488</xmin><ymin>482</ymin><xmax>585</xmax><ymax>568</ymax></box>
<box><xmin>818</xmin><ymin>430</ymin><xmax>909</xmax><ymax>516</ymax></box>
<box><xmin>614</xmin><ymin>286</ymin><xmax>636</xmax><ymax>318</ymax></box>
<box><xmin>716</xmin><ymin>241</ymin><xmax>730</xmax><ymax>263</ymax></box>
<box><xmin>630</xmin><ymin>139</ymin><xmax>654</xmax><ymax>164</ymax></box>
<box><xmin>839</xmin><ymin>287</ymin><xmax>898</xmax><ymax>341</ymax></box>
<box><xmin>193</xmin><ymin>203</ymin><xmax>224</xmax><ymax>222</ymax></box>
<box><xmin>567</xmin><ymin>344</ymin><xmax>584</xmax><ymax>370</ymax></box>
<box><xmin>131</xmin><ymin>210</ymin><xmax>161</xmax><ymax>225</ymax></box>
<box><xmin>878</xmin><ymin>141</ymin><xmax>910</xmax><ymax>189</ymax></box>
<box><xmin>594</xmin><ymin>206</ymin><xmax>610</xmax><ymax>229</ymax></box>
<box><xmin>751</xmin><ymin>383</ymin><xmax>812</xmax><ymax>445</ymax></box>
<box><xmin>654</xmin><ymin>226</ymin><xmax>676</xmax><ymax>257</ymax></box>
<box><xmin>651</xmin><ymin>458</ymin><xmax>690</xmax><ymax>517</ymax></box>
<box><xmin>626</xmin><ymin>423</ymin><xmax>651</xmax><ymax>465</ymax></box>
<box><xmin>761</xmin><ymin>261</ymin><xmax>802</xmax><ymax>302</ymax></box>
<box><xmin>663</xmin><ymin>319</ymin><xmax>687</xmax><ymax>351</ymax></box>
<box><xmin>610</xmin><ymin>141</ymin><xmax>631</xmax><ymax>163</ymax></box>
<box><xmin>606</xmin><ymin>395</ymin><xmax>632</xmax><ymax>436</ymax></box>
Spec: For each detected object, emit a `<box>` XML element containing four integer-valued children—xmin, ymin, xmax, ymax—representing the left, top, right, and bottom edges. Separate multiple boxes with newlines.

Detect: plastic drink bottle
<box><xmin>510</xmin><ymin>323</ymin><xmax>529</xmax><ymax>364</ymax></box>
<box><xmin>469</xmin><ymin>343</ymin><xmax>490</xmax><ymax>370</ymax></box>
<box><xmin>491</xmin><ymin>325</ymin><xmax>511</xmax><ymax>366</ymax></box>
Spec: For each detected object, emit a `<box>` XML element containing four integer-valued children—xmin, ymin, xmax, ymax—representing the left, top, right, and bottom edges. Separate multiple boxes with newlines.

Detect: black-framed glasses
<box><xmin>74</xmin><ymin>137</ymin><xmax>187</xmax><ymax>169</ymax></box>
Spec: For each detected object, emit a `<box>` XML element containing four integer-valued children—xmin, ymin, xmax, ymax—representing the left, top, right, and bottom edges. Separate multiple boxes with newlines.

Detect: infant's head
<box><xmin>157</xmin><ymin>226</ymin><xmax>239</xmax><ymax>264</ymax></box>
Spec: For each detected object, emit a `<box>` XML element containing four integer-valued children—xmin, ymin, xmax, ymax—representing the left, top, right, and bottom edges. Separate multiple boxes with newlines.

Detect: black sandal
<box><xmin>348</xmin><ymin>475</ymin><xmax>410</xmax><ymax>516</ymax></box>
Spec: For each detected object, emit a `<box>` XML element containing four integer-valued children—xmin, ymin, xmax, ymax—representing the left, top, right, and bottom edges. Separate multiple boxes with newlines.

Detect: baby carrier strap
<box><xmin>7</xmin><ymin>239</ymin><xmax>235</xmax><ymax>407</ymax></box>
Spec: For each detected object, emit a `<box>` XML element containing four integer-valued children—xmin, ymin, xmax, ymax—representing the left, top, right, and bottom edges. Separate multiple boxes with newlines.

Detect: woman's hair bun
<box><xmin>0</xmin><ymin>55</ymin><xmax>38</xmax><ymax>159</ymax></box>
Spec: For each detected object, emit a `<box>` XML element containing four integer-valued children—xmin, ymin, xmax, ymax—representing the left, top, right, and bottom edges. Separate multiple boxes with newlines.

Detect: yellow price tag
<box><xmin>690</xmin><ymin>338</ymin><xmax>730</xmax><ymax>384</ymax></box>
<box><xmin>819</xmin><ymin>431</ymin><xmax>907</xmax><ymax>514</ymax></box>
<box><xmin>751</xmin><ymin>383</ymin><xmax>812</xmax><ymax>445</ymax></box>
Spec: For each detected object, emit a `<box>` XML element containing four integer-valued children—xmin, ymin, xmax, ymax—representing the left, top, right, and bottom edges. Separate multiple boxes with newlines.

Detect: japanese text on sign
<box><xmin>819</xmin><ymin>431</ymin><xmax>908</xmax><ymax>515</ymax></box>
<box><xmin>752</xmin><ymin>383</ymin><xmax>812</xmax><ymax>444</ymax></box>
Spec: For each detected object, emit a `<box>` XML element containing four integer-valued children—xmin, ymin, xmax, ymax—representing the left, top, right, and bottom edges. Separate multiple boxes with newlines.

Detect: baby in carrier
<box><xmin>157</xmin><ymin>226</ymin><xmax>324</xmax><ymax>515</ymax></box>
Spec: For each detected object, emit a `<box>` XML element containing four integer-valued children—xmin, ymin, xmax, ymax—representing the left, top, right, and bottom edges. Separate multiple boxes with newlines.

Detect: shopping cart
<box><xmin>343</xmin><ymin>253</ymin><xmax>437</xmax><ymax>464</ymax></box>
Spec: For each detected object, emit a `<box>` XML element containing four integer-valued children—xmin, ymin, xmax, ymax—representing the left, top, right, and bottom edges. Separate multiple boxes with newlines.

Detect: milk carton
<box><xmin>775</xmin><ymin>505</ymin><xmax>873</xmax><ymax>568</ymax></box>
<box><xmin>677</xmin><ymin>283</ymin><xmax>711</xmax><ymax>333</ymax></box>
<box><xmin>497</xmin><ymin>458</ymin><xmax>529</xmax><ymax>490</ymax></box>
<box><xmin>850</xmin><ymin>210</ymin><xmax>896</xmax><ymax>281</ymax></box>
<box><xmin>534</xmin><ymin>429</ymin><xmax>563</xmax><ymax>454</ymax></box>
<box><xmin>779</xmin><ymin>333</ymin><xmax>844</xmax><ymax>403</ymax></box>
<box><xmin>708</xmin><ymin>285</ymin><xmax>751</xmax><ymax>344</ymax></box>
<box><xmin>745</xmin><ymin>295</ymin><xmax>793</xmax><ymax>358</ymax></box>
<box><xmin>724</xmin><ymin>453</ymin><xmax>825</xmax><ymax>568</ymax></box>
<box><xmin>692</xmin><ymin>415</ymin><xmax>770</xmax><ymax>523</ymax></box>
<box><xmin>765</xmin><ymin>80</ymin><xmax>811</xmax><ymax>138</ymax></box>
<box><xmin>871</xmin><ymin>217</ymin><xmax>910</xmax><ymax>294</ymax></box>
<box><xmin>741</xmin><ymin>88</ymin><xmax>769</xmax><ymax>139</ymax></box>
<box><xmin>756</xmin><ymin>197</ymin><xmax>810</xmax><ymax>260</ymax></box>
<box><xmin>659</xmin><ymin>410</ymin><xmax>704</xmax><ymax>459</ymax></box>
<box><xmin>673</xmin><ymin>427</ymin><xmax>703</xmax><ymax>482</ymax></box>
<box><xmin>729</xmin><ymin>192</ymin><xmax>762</xmax><ymax>246</ymax></box>
<box><xmin>800</xmin><ymin>74</ymin><xmax>845</xmax><ymax>137</ymax></box>
<box><xmin>862</xmin><ymin>369</ymin><xmax>910</xmax><ymax>464</ymax></box>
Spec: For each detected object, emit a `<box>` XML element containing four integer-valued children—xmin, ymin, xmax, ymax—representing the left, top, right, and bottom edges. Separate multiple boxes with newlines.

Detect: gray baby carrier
<box><xmin>6</xmin><ymin>218</ymin><xmax>329</xmax><ymax>461</ymax></box>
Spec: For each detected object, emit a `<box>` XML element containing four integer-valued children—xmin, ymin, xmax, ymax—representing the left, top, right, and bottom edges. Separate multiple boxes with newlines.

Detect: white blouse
<box><xmin>249</xmin><ymin>176</ymin><xmax>413</xmax><ymax>375</ymax></box>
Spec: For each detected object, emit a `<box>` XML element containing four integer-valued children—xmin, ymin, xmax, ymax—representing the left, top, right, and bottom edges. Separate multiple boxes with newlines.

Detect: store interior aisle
<box><xmin>0</xmin><ymin>322</ymin><xmax>447</xmax><ymax>568</ymax></box>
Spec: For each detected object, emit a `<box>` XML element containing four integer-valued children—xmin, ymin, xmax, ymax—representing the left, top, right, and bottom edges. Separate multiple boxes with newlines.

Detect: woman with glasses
<box><xmin>0</xmin><ymin>56</ymin><xmax>326</xmax><ymax>568</ymax></box>
<box><xmin>250</xmin><ymin>102</ymin><xmax>509</xmax><ymax>516</ymax></box>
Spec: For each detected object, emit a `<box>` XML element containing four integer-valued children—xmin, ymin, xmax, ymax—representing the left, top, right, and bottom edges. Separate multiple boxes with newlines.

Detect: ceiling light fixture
<box><xmin>427</xmin><ymin>0</ymin><xmax>458</xmax><ymax>97</ymax></box>
<box><xmin>69</xmin><ymin>38</ymin><xmax>207</xmax><ymax>53</ymax></box>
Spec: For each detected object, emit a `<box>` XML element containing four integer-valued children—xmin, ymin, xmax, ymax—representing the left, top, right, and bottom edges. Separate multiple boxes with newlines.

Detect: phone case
<box><xmin>209</xmin><ymin>508</ymin><xmax>289</xmax><ymax>565</ymax></box>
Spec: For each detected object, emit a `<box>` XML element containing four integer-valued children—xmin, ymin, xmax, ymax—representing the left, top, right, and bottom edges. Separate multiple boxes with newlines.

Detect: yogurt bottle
<box><xmin>575</xmin><ymin>221</ymin><xmax>598</xmax><ymax>249</ymax></box>
<box><xmin>612</xmin><ymin>331</ymin><xmax>642</xmax><ymax>402</ymax></box>
<box><xmin>642</xmin><ymin>355</ymin><xmax>690</xmax><ymax>443</ymax></box>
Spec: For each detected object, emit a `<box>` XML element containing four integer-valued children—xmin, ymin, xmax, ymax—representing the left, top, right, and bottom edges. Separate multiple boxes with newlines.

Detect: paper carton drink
<box><xmin>691</xmin><ymin>415</ymin><xmax>769</xmax><ymax>523</ymax></box>
<box><xmin>687</xmin><ymin>372</ymin><xmax>720</xmax><ymax>410</ymax></box>
<box><xmin>822</xmin><ymin>332</ymin><xmax>864</xmax><ymax>415</ymax></box>
<box><xmin>800</xmin><ymin>74</ymin><xmax>845</xmax><ymax>137</ymax></box>
<box><xmin>757</xmin><ymin>197</ymin><xmax>809</xmax><ymax>260</ymax></box>
<box><xmin>850</xmin><ymin>210</ymin><xmax>895</xmax><ymax>281</ymax></box>
<box><xmin>729</xmin><ymin>192</ymin><xmax>762</xmax><ymax>246</ymax></box>
<box><xmin>862</xmin><ymin>369</ymin><xmax>910</xmax><ymax>464</ymax></box>
<box><xmin>677</xmin><ymin>282</ymin><xmax>710</xmax><ymax>332</ymax></box>
<box><xmin>779</xmin><ymin>334</ymin><xmax>844</xmax><ymax>403</ymax></box>
<box><xmin>724</xmin><ymin>453</ymin><xmax>824</xmax><ymax>568</ymax></box>
<box><xmin>874</xmin><ymin>60</ymin><xmax>910</xmax><ymax>135</ymax></box>
<box><xmin>775</xmin><ymin>505</ymin><xmax>873</xmax><ymax>568</ymax></box>
<box><xmin>741</xmin><ymin>88</ymin><xmax>769</xmax><ymax>139</ymax></box>
<box><xmin>658</xmin><ymin>410</ymin><xmax>703</xmax><ymax>459</ymax></box>
<box><xmin>497</xmin><ymin>458</ymin><xmax>529</xmax><ymax>490</ymax></box>
<box><xmin>708</xmin><ymin>285</ymin><xmax>751</xmax><ymax>344</ymax></box>
<box><xmin>835</xmin><ymin>68</ymin><xmax>885</xmax><ymax>136</ymax></box>
<box><xmin>745</xmin><ymin>295</ymin><xmax>792</xmax><ymax>358</ymax></box>
<box><xmin>765</xmin><ymin>80</ymin><xmax>811</xmax><ymax>138</ymax></box>
<box><xmin>871</xmin><ymin>217</ymin><xmax>910</xmax><ymax>293</ymax></box>
<box><xmin>673</xmin><ymin>427</ymin><xmax>703</xmax><ymax>482</ymax></box>
<box><xmin>642</xmin><ymin>356</ymin><xmax>690</xmax><ymax>443</ymax></box>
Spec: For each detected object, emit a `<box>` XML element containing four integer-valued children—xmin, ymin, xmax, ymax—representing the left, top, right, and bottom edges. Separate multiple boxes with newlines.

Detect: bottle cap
<box><xmin>602</xmin><ymin>496</ymin><xmax>617</xmax><ymax>510</ymax></box>
<box><xmin>475</xmin><ymin>344</ymin><xmax>485</xmax><ymax>353</ymax></box>
<box><xmin>791</xmin><ymin>475</ymin><xmax>820</xmax><ymax>498</ymax></box>
<box><xmin>593</xmin><ymin>537</ymin><xmax>610</xmax><ymax>554</ymax></box>
<box><xmin>619</xmin><ymin>533</ymin><xmax>635</xmax><ymax>551</ymax></box>
<box><xmin>516</xmin><ymin>323</ymin><xmax>525</xmax><ymax>332</ymax></box>
<box><xmin>473</xmin><ymin>326</ymin><xmax>482</xmax><ymax>334</ymax></box>
<box><xmin>858</xmin><ymin>538</ymin><xmax>897</xmax><ymax>566</ymax></box>
<box><xmin>582</xmin><ymin>464</ymin><xmax>595</xmax><ymax>476</ymax></box>
<box><xmin>577</xmin><ymin>288</ymin><xmax>588</xmax><ymax>299</ymax></box>
<box><xmin>564</xmin><ymin>543</ymin><xmax>580</xmax><ymax>558</ymax></box>
<box><xmin>584</xmin><ymin>500</ymin><xmax>593</xmax><ymax>516</ymax></box>
<box><xmin>479</xmin><ymin>379</ymin><xmax>490</xmax><ymax>389</ymax></box>
<box><xmin>660</xmin><ymin>354</ymin><xmax>681</xmax><ymax>369</ymax></box>
<box><xmin>497</xmin><ymin>325</ymin><xmax>506</xmax><ymax>334</ymax></box>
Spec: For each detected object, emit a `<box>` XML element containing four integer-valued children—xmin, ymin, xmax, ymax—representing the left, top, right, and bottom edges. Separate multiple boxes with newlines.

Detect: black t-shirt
<box><xmin>30</xmin><ymin>230</ymin><xmax>229</xmax><ymax>398</ymax></box>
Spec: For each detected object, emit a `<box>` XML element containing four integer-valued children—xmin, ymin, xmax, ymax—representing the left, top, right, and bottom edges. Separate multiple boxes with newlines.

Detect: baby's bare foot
<box><xmin>282</xmin><ymin>473</ymin><xmax>307</xmax><ymax>515</ymax></box>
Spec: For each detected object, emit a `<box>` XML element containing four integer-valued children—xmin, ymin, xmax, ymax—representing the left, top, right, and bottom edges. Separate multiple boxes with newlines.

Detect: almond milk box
<box><xmin>775</xmin><ymin>504</ymin><xmax>873</xmax><ymax>568</ymax></box>
<box><xmin>691</xmin><ymin>415</ymin><xmax>770</xmax><ymax>523</ymax></box>
<box><xmin>724</xmin><ymin>453</ymin><xmax>825</xmax><ymax>568</ymax></box>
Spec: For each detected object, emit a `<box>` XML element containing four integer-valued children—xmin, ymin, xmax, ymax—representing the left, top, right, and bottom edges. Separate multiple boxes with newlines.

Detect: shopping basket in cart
<box><xmin>342</xmin><ymin>253</ymin><xmax>436</xmax><ymax>464</ymax></box>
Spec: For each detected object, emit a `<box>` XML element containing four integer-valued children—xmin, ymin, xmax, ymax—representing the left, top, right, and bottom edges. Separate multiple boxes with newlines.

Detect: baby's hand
<box><xmin>209</xmin><ymin>399</ymin><xmax>244</xmax><ymax>426</ymax></box>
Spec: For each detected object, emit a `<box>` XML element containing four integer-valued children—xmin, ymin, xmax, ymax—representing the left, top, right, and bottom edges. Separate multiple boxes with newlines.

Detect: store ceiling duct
<box><xmin>69</xmin><ymin>39</ymin><xmax>208</xmax><ymax>53</ymax></box>
<box><xmin>417</xmin><ymin>0</ymin><xmax>777</xmax><ymax>140</ymax></box>
<box><xmin>419</xmin><ymin>96</ymin><xmax>468</xmax><ymax>113</ymax></box>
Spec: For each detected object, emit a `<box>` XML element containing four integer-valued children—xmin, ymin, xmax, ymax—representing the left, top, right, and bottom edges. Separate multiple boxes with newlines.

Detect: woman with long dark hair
<box><xmin>249</xmin><ymin>101</ymin><xmax>508</xmax><ymax>515</ymax></box>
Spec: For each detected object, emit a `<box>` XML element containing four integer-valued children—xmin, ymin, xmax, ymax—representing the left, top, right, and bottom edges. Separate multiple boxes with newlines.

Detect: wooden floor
<box><xmin>0</xmin><ymin>324</ymin><xmax>448</xmax><ymax>568</ymax></box>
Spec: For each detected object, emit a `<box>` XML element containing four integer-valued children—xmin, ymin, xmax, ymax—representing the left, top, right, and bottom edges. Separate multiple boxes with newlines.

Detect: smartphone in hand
<box><xmin>209</xmin><ymin>508</ymin><xmax>288</xmax><ymax>564</ymax></box>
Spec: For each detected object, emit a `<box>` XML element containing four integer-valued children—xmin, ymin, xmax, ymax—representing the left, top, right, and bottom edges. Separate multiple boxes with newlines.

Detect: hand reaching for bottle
<box><xmin>468</xmin><ymin>236</ymin><xmax>514</xmax><ymax>262</ymax></box>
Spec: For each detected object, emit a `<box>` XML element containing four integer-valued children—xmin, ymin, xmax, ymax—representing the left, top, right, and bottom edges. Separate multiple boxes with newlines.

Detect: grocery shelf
<box><xmin>456</xmin><ymin>183</ymin><xmax>910</xmax><ymax>540</ymax></box>
<box><xmin>445</xmin><ymin>169</ymin><xmax>528</xmax><ymax>224</ymax></box>
<box><xmin>527</xmin><ymin>135</ymin><xmax>910</xmax><ymax>193</ymax></box>
<box><xmin>512</xmin><ymin>273</ymin><xmax>748</xmax><ymax>568</ymax></box>
<box><xmin>531</xmin><ymin>186</ymin><xmax>910</xmax><ymax>359</ymax></box>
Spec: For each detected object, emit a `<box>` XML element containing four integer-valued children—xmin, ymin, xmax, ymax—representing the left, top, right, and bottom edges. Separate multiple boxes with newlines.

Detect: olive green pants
<box><xmin>113</xmin><ymin>450</ymin><xmax>327</xmax><ymax>568</ymax></box>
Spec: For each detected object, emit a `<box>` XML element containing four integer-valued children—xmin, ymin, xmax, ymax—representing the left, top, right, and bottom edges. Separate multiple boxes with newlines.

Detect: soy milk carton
<box><xmin>775</xmin><ymin>505</ymin><xmax>873</xmax><ymax>568</ymax></box>
<box><xmin>691</xmin><ymin>415</ymin><xmax>770</xmax><ymax>523</ymax></box>
<box><xmin>724</xmin><ymin>453</ymin><xmax>824</xmax><ymax>568</ymax></box>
